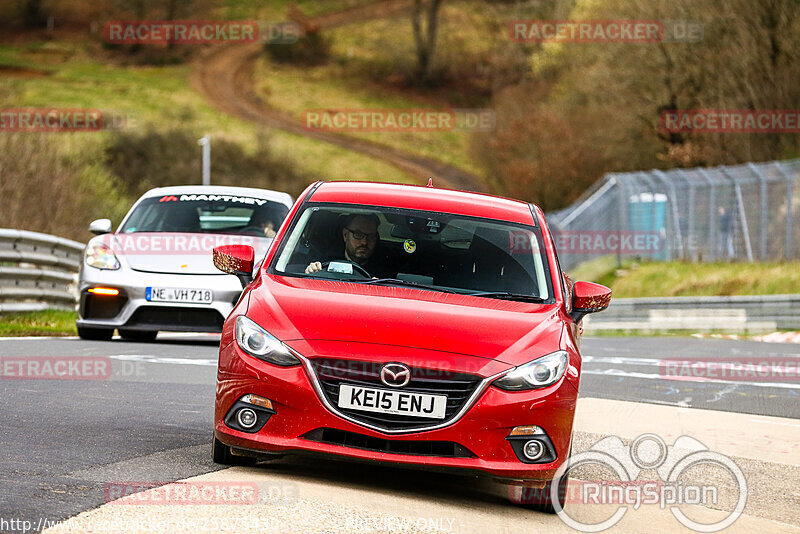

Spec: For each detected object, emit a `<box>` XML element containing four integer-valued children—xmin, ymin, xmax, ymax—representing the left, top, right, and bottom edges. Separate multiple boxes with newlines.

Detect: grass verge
<box><xmin>0</xmin><ymin>41</ymin><xmax>415</xmax><ymax>185</ymax></box>
<box><xmin>569</xmin><ymin>257</ymin><xmax>800</xmax><ymax>298</ymax></box>
<box><xmin>0</xmin><ymin>310</ymin><xmax>77</xmax><ymax>337</ymax></box>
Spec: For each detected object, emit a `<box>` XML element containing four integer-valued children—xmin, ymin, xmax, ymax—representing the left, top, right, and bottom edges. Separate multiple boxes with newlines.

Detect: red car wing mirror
<box><xmin>570</xmin><ymin>281</ymin><xmax>612</xmax><ymax>322</ymax></box>
<box><xmin>213</xmin><ymin>245</ymin><xmax>255</xmax><ymax>287</ymax></box>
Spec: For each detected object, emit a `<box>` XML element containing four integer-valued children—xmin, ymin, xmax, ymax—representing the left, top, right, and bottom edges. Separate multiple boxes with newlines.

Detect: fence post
<box><xmin>774</xmin><ymin>162</ymin><xmax>794</xmax><ymax>259</ymax></box>
<box><xmin>697</xmin><ymin>169</ymin><xmax>717</xmax><ymax>261</ymax></box>
<box><xmin>722</xmin><ymin>167</ymin><xmax>754</xmax><ymax>262</ymax></box>
<box><xmin>653</xmin><ymin>169</ymin><xmax>686</xmax><ymax>260</ymax></box>
<box><xmin>616</xmin><ymin>175</ymin><xmax>625</xmax><ymax>267</ymax></box>
<box><xmin>748</xmin><ymin>163</ymin><xmax>768</xmax><ymax>259</ymax></box>
<box><xmin>557</xmin><ymin>175</ymin><xmax>617</xmax><ymax>228</ymax></box>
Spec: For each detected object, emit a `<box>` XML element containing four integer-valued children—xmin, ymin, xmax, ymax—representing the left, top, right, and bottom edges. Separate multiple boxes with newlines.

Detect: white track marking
<box><xmin>581</xmin><ymin>368</ymin><xmax>799</xmax><ymax>389</ymax></box>
<box><xmin>108</xmin><ymin>354</ymin><xmax>216</xmax><ymax>366</ymax></box>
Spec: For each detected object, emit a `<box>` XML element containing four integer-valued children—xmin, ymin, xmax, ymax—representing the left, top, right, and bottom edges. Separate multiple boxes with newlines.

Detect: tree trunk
<box><xmin>22</xmin><ymin>0</ymin><xmax>45</xmax><ymax>29</ymax></box>
<box><xmin>411</xmin><ymin>0</ymin><xmax>444</xmax><ymax>83</ymax></box>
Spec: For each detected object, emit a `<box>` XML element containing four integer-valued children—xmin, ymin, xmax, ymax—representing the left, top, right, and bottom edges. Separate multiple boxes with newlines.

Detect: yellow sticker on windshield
<box><xmin>403</xmin><ymin>239</ymin><xmax>417</xmax><ymax>254</ymax></box>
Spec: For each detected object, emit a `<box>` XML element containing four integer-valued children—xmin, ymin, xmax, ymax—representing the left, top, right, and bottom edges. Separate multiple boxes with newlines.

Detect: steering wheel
<box><xmin>240</xmin><ymin>225</ymin><xmax>267</xmax><ymax>237</ymax></box>
<box><xmin>320</xmin><ymin>261</ymin><xmax>372</xmax><ymax>278</ymax></box>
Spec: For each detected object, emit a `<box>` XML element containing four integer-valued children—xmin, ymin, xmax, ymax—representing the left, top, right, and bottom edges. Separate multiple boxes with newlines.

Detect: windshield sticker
<box><xmin>404</xmin><ymin>239</ymin><xmax>417</xmax><ymax>254</ymax></box>
<box><xmin>174</xmin><ymin>194</ymin><xmax>268</xmax><ymax>206</ymax></box>
<box><xmin>327</xmin><ymin>261</ymin><xmax>354</xmax><ymax>274</ymax></box>
<box><xmin>426</xmin><ymin>220</ymin><xmax>441</xmax><ymax>233</ymax></box>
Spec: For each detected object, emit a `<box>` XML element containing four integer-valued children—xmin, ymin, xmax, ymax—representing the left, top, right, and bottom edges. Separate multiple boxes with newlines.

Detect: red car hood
<box><xmin>247</xmin><ymin>275</ymin><xmax>564</xmax><ymax>366</ymax></box>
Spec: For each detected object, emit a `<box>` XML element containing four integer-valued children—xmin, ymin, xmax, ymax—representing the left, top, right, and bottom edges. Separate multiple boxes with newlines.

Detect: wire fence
<box><xmin>547</xmin><ymin>159</ymin><xmax>800</xmax><ymax>271</ymax></box>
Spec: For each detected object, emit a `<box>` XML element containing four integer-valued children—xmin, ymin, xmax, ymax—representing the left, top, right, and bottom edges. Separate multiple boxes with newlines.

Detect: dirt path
<box><xmin>191</xmin><ymin>3</ymin><xmax>486</xmax><ymax>192</ymax></box>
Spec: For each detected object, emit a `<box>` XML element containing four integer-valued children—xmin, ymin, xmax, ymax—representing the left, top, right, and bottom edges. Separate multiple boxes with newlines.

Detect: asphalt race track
<box><xmin>0</xmin><ymin>335</ymin><xmax>798</xmax><ymax>533</ymax></box>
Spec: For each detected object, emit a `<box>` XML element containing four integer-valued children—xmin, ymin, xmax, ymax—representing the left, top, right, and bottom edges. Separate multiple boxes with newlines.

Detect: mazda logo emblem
<box><xmin>380</xmin><ymin>363</ymin><xmax>411</xmax><ymax>388</ymax></box>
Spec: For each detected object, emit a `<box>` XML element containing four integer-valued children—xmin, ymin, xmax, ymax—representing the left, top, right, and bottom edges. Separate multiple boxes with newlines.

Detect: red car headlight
<box><xmin>493</xmin><ymin>351</ymin><xmax>568</xmax><ymax>391</ymax></box>
<box><xmin>235</xmin><ymin>315</ymin><xmax>301</xmax><ymax>367</ymax></box>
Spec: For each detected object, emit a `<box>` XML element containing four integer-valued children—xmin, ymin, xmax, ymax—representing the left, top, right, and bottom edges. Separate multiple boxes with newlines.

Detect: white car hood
<box><xmin>95</xmin><ymin>232</ymin><xmax>271</xmax><ymax>275</ymax></box>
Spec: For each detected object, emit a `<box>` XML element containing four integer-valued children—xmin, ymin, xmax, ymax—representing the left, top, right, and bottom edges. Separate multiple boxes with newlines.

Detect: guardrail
<box><xmin>0</xmin><ymin>229</ymin><xmax>84</xmax><ymax>313</ymax></box>
<box><xmin>584</xmin><ymin>294</ymin><xmax>800</xmax><ymax>334</ymax></box>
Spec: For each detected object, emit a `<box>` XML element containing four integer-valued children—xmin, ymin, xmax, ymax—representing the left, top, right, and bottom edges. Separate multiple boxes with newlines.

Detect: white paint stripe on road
<box><xmin>0</xmin><ymin>336</ymin><xmax>80</xmax><ymax>341</ymax></box>
<box><xmin>108</xmin><ymin>355</ymin><xmax>217</xmax><ymax>366</ymax></box>
<box><xmin>748</xmin><ymin>418</ymin><xmax>800</xmax><ymax>428</ymax></box>
<box><xmin>582</xmin><ymin>368</ymin><xmax>799</xmax><ymax>389</ymax></box>
<box><xmin>584</xmin><ymin>354</ymin><xmax>799</xmax><ymax>370</ymax></box>
<box><xmin>157</xmin><ymin>332</ymin><xmax>221</xmax><ymax>339</ymax></box>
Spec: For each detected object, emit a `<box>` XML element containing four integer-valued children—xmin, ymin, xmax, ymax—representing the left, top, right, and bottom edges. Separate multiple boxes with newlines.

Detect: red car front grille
<box><xmin>310</xmin><ymin>358</ymin><xmax>483</xmax><ymax>432</ymax></box>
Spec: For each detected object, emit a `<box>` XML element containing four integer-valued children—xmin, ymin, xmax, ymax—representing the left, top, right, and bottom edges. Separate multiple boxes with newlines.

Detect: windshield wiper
<box><xmin>468</xmin><ymin>291</ymin><xmax>547</xmax><ymax>302</ymax></box>
<box><xmin>358</xmin><ymin>278</ymin><xmax>457</xmax><ymax>294</ymax></box>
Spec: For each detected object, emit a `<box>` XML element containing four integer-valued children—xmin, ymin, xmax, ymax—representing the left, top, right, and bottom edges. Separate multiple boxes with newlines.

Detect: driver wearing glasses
<box><xmin>305</xmin><ymin>213</ymin><xmax>393</xmax><ymax>277</ymax></box>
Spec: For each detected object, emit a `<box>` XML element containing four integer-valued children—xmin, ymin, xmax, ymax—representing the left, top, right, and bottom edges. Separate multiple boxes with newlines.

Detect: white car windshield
<box><xmin>120</xmin><ymin>194</ymin><xmax>289</xmax><ymax>236</ymax></box>
<box><xmin>272</xmin><ymin>204</ymin><xmax>552</xmax><ymax>301</ymax></box>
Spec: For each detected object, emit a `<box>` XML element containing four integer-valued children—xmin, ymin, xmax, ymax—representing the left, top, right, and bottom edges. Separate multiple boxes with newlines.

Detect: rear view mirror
<box><xmin>213</xmin><ymin>245</ymin><xmax>255</xmax><ymax>288</ymax></box>
<box><xmin>571</xmin><ymin>281</ymin><xmax>612</xmax><ymax>322</ymax></box>
<box><xmin>89</xmin><ymin>218</ymin><xmax>112</xmax><ymax>235</ymax></box>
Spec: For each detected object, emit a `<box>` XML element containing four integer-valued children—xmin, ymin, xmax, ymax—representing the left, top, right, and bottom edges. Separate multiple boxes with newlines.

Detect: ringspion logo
<box><xmin>529</xmin><ymin>434</ymin><xmax>748</xmax><ymax>532</ymax></box>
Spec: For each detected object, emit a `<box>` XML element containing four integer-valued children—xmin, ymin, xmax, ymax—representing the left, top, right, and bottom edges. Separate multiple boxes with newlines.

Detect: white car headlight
<box><xmin>85</xmin><ymin>243</ymin><xmax>120</xmax><ymax>270</ymax></box>
<box><xmin>493</xmin><ymin>351</ymin><xmax>568</xmax><ymax>391</ymax></box>
<box><xmin>235</xmin><ymin>315</ymin><xmax>300</xmax><ymax>367</ymax></box>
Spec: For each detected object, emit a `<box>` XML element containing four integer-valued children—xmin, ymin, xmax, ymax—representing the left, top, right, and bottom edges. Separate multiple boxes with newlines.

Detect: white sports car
<box><xmin>76</xmin><ymin>185</ymin><xmax>293</xmax><ymax>341</ymax></box>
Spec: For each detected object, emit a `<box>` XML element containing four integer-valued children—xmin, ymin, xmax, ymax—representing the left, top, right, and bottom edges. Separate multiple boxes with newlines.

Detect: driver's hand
<box><xmin>305</xmin><ymin>261</ymin><xmax>323</xmax><ymax>274</ymax></box>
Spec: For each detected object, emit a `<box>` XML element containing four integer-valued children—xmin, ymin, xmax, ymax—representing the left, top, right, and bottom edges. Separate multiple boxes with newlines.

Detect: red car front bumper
<box><xmin>215</xmin><ymin>339</ymin><xmax>579</xmax><ymax>483</ymax></box>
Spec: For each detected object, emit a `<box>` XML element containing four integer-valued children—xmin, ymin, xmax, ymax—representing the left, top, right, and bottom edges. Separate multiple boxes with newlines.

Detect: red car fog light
<box><xmin>237</xmin><ymin>408</ymin><xmax>258</xmax><ymax>429</ymax></box>
<box><xmin>224</xmin><ymin>395</ymin><xmax>277</xmax><ymax>434</ymax></box>
<box><xmin>523</xmin><ymin>440</ymin><xmax>545</xmax><ymax>461</ymax></box>
<box><xmin>506</xmin><ymin>427</ymin><xmax>556</xmax><ymax>464</ymax></box>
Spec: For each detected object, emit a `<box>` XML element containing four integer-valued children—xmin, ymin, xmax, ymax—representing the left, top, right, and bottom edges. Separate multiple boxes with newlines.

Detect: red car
<box><xmin>211</xmin><ymin>181</ymin><xmax>611</xmax><ymax>511</ymax></box>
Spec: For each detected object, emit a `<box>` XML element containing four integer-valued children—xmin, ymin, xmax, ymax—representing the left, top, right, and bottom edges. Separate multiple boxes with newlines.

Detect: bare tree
<box><xmin>22</xmin><ymin>0</ymin><xmax>46</xmax><ymax>28</ymax></box>
<box><xmin>411</xmin><ymin>0</ymin><xmax>444</xmax><ymax>82</ymax></box>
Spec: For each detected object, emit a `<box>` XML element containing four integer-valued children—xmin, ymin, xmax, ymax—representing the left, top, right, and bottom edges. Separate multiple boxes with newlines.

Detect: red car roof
<box><xmin>309</xmin><ymin>182</ymin><xmax>537</xmax><ymax>226</ymax></box>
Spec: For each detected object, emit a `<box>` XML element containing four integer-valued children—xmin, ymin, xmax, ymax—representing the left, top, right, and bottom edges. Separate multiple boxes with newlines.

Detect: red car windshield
<box><xmin>272</xmin><ymin>204</ymin><xmax>552</xmax><ymax>300</ymax></box>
